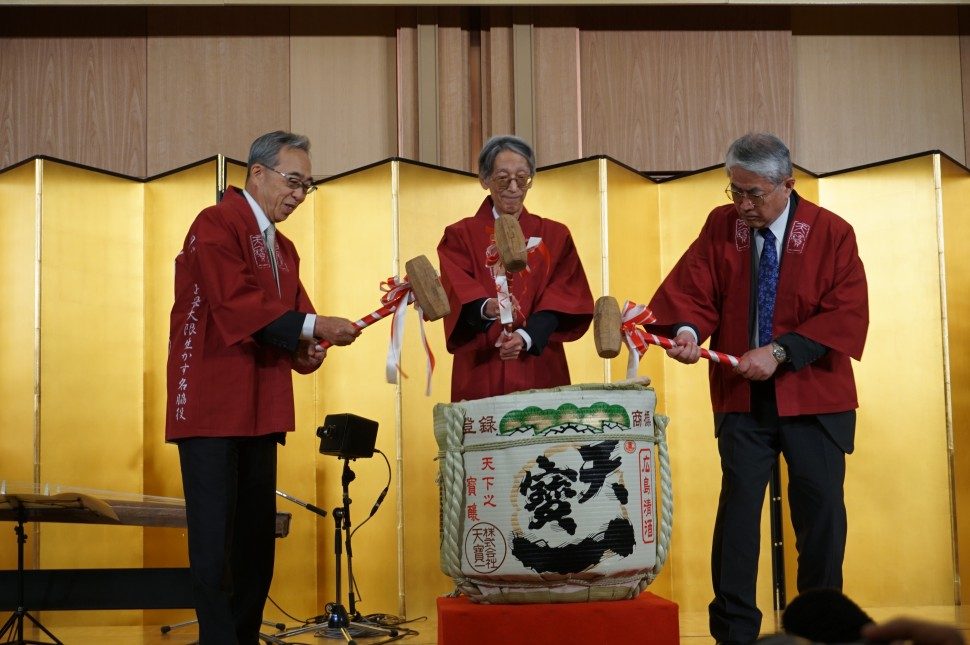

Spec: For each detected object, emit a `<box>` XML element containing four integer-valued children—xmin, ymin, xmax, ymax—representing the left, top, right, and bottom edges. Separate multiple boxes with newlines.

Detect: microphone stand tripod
<box><xmin>273</xmin><ymin>459</ymin><xmax>397</xmax><ymax>643</ymax></box>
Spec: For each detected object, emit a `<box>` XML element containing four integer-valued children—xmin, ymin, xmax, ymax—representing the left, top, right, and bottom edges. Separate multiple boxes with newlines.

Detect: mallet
<box><xmin>593</xmin><ymin>295</ymin><xmax>740</xmax><ymax>367</ymax></box>
<box><xmin>593</xmin><ymin>296</ymin><xmax>623</xmax><ymax>358</ymax></box>
<box><xmin>494</xmin><ymin>214</ymin><xmax>528</xmax><ymax>273</ymax></box>
<box><xmin>320</xmin><ymin>255</ymin><xmax>450</xmax><ymax>349</ymax></box>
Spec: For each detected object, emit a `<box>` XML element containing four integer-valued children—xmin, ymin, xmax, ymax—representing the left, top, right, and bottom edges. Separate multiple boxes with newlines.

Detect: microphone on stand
<box><xmin>275</xmin><ymin>489</ymin><xmax>327</xmax><ymax>517</ymax></box>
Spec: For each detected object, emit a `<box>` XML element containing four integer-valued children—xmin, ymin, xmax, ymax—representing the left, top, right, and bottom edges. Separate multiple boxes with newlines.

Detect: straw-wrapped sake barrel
<box><xmin>434</xmin><ymin>382</ymin><xmax>672</xmax><ymax>603</ymax></box>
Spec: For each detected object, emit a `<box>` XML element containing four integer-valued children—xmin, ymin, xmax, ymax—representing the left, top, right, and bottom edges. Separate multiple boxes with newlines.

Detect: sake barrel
<box><xmin>434</xmin><ymin>381</ymin><xmax>672</xmax><ymax>604</ymax></box>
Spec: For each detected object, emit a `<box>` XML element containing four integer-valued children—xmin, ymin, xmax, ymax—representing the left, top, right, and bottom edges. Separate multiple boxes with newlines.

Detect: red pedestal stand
<box><xmin>437</xmin><ymin>591</ymin><xmax>679</xmax><ymax>645</ymax></box>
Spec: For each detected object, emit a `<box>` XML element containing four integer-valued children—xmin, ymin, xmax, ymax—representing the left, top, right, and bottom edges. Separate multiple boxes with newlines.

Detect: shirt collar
<box><xmin>243</xmin><ymin>189</ymin><xmax>273</xmax><ymax>234</ymax></box>
<box><xmin>491</xmin><ymin>202</ymin><xmax>525</xmax><ymax>220</ymax></box>
<box><xmin>766</xmin><ymin>197</ymin><xmax>791</xmax><ymax>241</ymax></box>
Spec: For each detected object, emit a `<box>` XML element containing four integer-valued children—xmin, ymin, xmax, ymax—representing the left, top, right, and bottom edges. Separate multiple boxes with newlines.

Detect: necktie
<box><xmin>264</xmin><ymin>225</ymin><xmax>280</xmax><ymax>295</ymax></box>
<box><xmin>757</xmin><ymin>228</ymin><xmax>778</xmax><ymax>347</ymax></box>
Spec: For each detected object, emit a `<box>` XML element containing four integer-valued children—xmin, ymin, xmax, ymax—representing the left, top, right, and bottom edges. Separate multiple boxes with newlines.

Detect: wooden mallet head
<box><xmin>593</xmin><ymin>295</ymin><xmax>623</xmax><ymax>358</ymax></box>
<box><xmin>494</xmin><ymin>214</ymin><xmax>528</xmax><ymax>273</ymax></box>
<box><xmin>404</xmin><ymin>255</ymin><xmax>451</xmax><ymax>321</ymax></box>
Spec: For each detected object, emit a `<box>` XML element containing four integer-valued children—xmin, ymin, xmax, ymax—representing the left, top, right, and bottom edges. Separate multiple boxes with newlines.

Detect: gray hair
<box><xmin>478</xmin><ymin>135</ymin><xmax>536</xmax><ymax>181</ymax></box>
<box><xmin>247</xmin><ymin>130</ymin><xmax>311</xmax><ymax>179</ymax></box>
<box><xmin>725</xmin><ymin>133</ymin><xmax>792</xmax><ymax>185</ymax></box>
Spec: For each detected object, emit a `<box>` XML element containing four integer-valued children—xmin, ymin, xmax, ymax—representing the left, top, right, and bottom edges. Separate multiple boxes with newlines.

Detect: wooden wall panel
<box><xmin>793</xmin><ymin>7</ymin><xmax>965</xmax><ymax>173</ymax></box>
<box><xmin>960</xmin><ymin>8</ymin><xmax>970</xmax><ymax>167</ymax></box>
<box><xmin>146</xmin><ymin>8</ymin><xmax>290</xmax><ymax>174</ymax></box>
<box><xmin>290</xmin><ymin>8</ymin><xmax>398</xmax><ymax>178</ymax></box>
<box><xmin>415</xmin><ymin>12</ymin><xmax>439</xmax><ymax>164</ymax></box>
<box><xmin>510</xmin><ymin>12</ymin><xmax>535</xmax><ymax>148</ymax></box>
<box><xmin>481</xmin><ymin>9</ymin><xmax>515</xmax><ymax>147</ymax></box>
<box><xmin>578</xmin><ymin>8</ymin><xmax>793</xmax><ymax>172</ymax></box>
<box><xmin>436</xmin><ymin>9</ymin><xmax>472</xmax><ymax>171</ymax></box>
<box><xmin>3</xmin><ymin>7</ymin><xmax>970</xmax><ymax>179</ymax></box>
<box><xmin>396</xmin><ymin>9</ymin><xmax>419</xmax><ymax>160</ymax></box>
<box><xmin>533</xmin><ymin>9</ymin><xmax>582</xmax><ymax>166</ymax></box>
<box><xmin>0</xmin><ymin>9</ymin><xmax>147</xmax><ymax>176</ymax></box>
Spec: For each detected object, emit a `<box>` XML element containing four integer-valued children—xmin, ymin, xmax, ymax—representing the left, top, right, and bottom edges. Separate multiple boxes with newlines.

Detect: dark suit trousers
<box><xmin>178</xmin><ymin>436</ymin><xmax>279</xmax><ymax>645</ymax></box>
<box><xmin>709</xmin><ymin>412</ymin><xmax>847</xmax><ymax>643</ymax></box>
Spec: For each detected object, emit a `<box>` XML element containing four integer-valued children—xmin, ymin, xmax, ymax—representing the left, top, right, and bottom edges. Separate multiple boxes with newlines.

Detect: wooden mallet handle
<box><xmin>594</xmin><ymin>295</ymin><xmax>740</xmax><ymax>367</ymax></box>
<box><xmin>319</xmin><ymin>255</ymin><xmax>450</xmax><ymax>349</ymax></box>
<box><xmin>639</xmin><ymin>332</ymin><xmax>740</xmax><ymax>367</ymax></box>
<box><xmin>494</xmin><ymin>214</ymin><xmax>528</xmax><ymax>273</ymax></box>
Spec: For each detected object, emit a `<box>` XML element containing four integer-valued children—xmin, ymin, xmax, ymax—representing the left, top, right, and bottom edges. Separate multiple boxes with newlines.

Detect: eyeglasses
<box><xmin>267</xmin><ymin>167</ymin><xmax>317</xmax><ymax>195</ymax></box>
<box><xmin>490</xmin><ymin>174</ymin><xmax>534</xmax><ymax>191</ymax></box>
<box><xmin>724</xmin><ymin>183</ymin><xmax>779</xmax><ymax>207</ymax></box>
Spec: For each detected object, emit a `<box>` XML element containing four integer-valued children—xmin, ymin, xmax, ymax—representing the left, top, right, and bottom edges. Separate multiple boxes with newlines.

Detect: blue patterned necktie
<box><xmin>757</xmin><ymin>228</ymin><xmax>778</xmax><ymax>347</ymax></box>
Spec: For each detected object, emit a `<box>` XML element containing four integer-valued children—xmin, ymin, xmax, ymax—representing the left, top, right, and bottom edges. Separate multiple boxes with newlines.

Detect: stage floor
<box><xmin>10</xmin><ymin>604</ymin><xmax>970</xmax><ymax>643</ymax></box>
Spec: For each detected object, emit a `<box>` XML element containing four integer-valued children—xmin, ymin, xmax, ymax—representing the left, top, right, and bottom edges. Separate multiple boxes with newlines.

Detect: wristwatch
<box><xmin>770</xmin><ymin>342</ymin><xmax>788</xmax><ymax>364</ymax></box>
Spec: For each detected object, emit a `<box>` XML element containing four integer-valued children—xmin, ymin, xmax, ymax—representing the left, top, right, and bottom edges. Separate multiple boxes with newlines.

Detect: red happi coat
<box><xmin>648</xmin><ymin>195</ymin><xmax>868</xmax><ymax>416</ymax></box>
<box><xmin>165</xmin><ymin>187</ymin><xmax>316</xmax><ymax>441</ymax></box>
<box><xmin>437</xmin><ymin>197</ymin><xmax>594</xmax><ymax>402</ymax></box>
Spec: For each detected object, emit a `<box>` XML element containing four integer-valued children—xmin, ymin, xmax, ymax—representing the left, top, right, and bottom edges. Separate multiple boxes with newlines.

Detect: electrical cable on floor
<box><xmin>266</xmin><ymin>593</ymin><xmax>311</xmax><ymax>626</ymax></box>
<box><xmin>312</xmin><ymin>613</ymin><xmax>427</xmax><ymax>643</ymax></box>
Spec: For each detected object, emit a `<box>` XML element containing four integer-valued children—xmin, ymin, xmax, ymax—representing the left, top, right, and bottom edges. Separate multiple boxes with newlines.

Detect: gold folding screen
<box><xmin>0</xmin><ymin>161</ymin><xmax>36</xmax><ymax>492</ymax></box>
<box><xmin>0</xmin><ymin>152</ymin><xmax>967</xmax><ymax>628</ymax></box>
<box><xmin>652</xmin><ymin>166</ymin><xmax>747</xmax><ymax>609</ymax></box>
<box><xmin>941</xmin><ymin>157</ymin><xmax>970</xmax><ymax>605</ymax></box>
<box><xmin>818</xmin><ymin>157</ymin><xmax>953</xmax><ymax>605</ymax></box>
